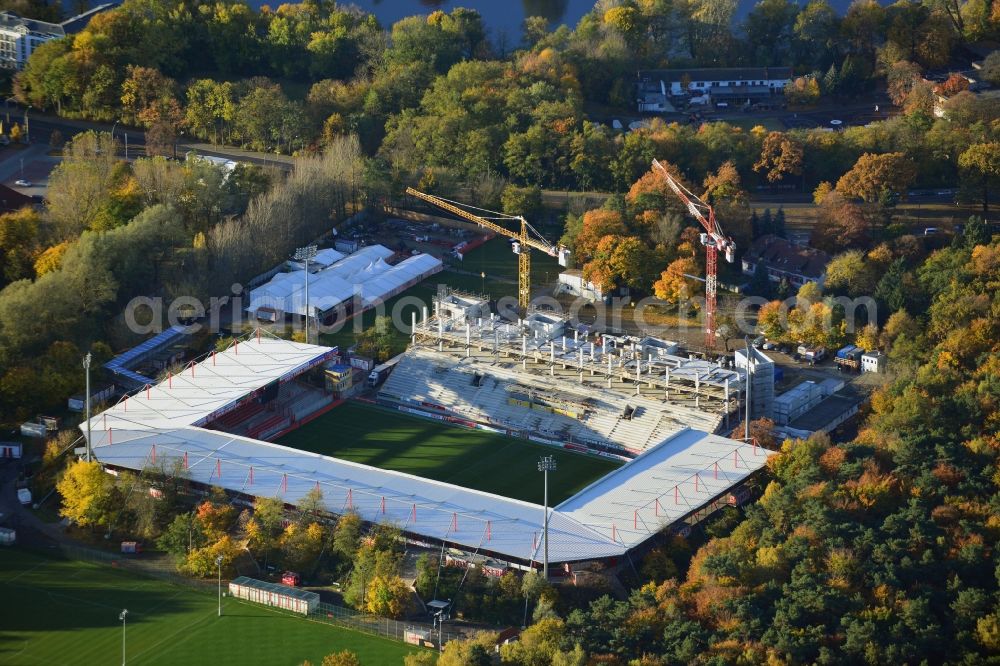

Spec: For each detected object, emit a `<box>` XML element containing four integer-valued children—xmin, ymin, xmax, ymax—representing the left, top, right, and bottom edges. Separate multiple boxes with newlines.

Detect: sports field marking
<box><xmin>125</xmin><ymin>605</ymin><xmax>219</xmax><ymax>664</ymax></box>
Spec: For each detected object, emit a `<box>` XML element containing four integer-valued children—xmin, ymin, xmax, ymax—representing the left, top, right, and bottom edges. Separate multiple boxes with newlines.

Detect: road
<box><xmin>8</xmin><ymin>106</ymin><xmax>295</xmax><ymax>170</ymax></box>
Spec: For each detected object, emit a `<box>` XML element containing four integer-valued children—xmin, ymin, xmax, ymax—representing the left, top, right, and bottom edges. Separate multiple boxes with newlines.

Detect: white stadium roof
<box><xmin>85</xmin><ymin>331</ymin><xmax>773</xmax><ymax>564</ymax></box>
<box><xmin>84</xmin><ymin>334</ymin><xmax>337</xmax><ymax>436</ymax></box>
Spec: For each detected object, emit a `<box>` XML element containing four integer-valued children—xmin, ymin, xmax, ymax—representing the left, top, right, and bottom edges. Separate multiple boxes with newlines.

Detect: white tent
<box><xmin>247</xmin><ymin>245</ymin><xmax>441</xmax><ymax>318</ymax></box>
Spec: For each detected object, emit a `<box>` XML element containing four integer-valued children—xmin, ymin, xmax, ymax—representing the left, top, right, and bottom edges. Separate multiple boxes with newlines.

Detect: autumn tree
<box><xmin>56</xmin><ymin>459</ymin><xmax>116</xmax><ymax>527</ymax></box>
<box><xmin>653</xmin><ymin>256</ymin><xmax>698</xmax><ymax>303</ymax></box>
<box><xmin>810</xmin><ymin>191</ymin><xmax>871</xmax><ymax>253</ymax></box>
<box><xmin>754</xmin><ymin>132</ymin><xmax>804</xmax><ymax>183</ymax></box>
<box><xmin>321</xmin><ymin>652</ymin><xmax>361</xmax><ymax>666</ymax></box>
<box><xmin>836</xmin><ymin>152</ymin><xmax>917</xmax><ymax>203</ymax></box>
<box><xmin>958</xmin><ymin>143</ymin><xmax>1000</xmax><ymax>212</ymax></box>
<box><xmin>365</xmin><ymin>575</ymin><xmax>411</xmax><ymax>618</ymax></box>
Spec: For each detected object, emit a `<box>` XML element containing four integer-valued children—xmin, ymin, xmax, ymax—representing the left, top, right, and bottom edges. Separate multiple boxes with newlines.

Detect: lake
<box><xmin>331</xmin><ymin>0</ymin><xmax>871</xmax><ymax>42</ymax></box>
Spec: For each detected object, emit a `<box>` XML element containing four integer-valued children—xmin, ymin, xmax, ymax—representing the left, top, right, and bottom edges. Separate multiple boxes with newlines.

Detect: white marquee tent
<box><xmin>247</xmin><ymin>246</ymin><xmax>442</xmax><ymax>318</ymax></box>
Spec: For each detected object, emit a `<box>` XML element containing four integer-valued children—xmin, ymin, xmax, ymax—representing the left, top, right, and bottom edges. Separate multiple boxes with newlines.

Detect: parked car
<box><xmin>13</xmin><ymin>179</ymin><xmax>31</xmax><ymax>187</ymax></box>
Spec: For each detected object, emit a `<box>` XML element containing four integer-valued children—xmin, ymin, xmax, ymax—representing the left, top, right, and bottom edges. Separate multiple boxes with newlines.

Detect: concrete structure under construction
<box><xmin>735</xmin><ymin>346</ymin><xmax>775</xmax><ymax>420</ymax></box>
<box><xmin>397</xmin><ymin>296</ymin><xmax>756</xmax><ymax>455</ymax></box>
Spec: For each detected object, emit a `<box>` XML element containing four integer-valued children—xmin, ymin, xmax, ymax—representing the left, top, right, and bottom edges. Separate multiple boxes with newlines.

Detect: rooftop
<box><xmin>638</xmin><ymin>67</ymin><xmax>793</xmax><ymax>83</ymax></box>
<box><xmin>744</xmin><ymin>235</ymin><xmax>830</xmax><ymax>279</ymax></box>
<box><xmin>88</xmin><ymin>332</ymin><xmax>337</xmax><ymax>434</ymax></box>
<box><xmin>90</xmin><ymin>422</ymin><xmax>770</xmax><ymax>563</ymax></box>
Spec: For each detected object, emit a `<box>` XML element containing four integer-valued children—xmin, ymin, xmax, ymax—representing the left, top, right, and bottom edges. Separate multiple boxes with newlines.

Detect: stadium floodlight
<box><xmin>83</xmin><ymin>352</ymin><xmax>92</xmax><ymax>463</ymax></box>
<box><xmin>744</xmin><ymin>336</ymin><xmax>752</xmax><ymax>442</ymax></box>
<box><xmin>215</xmin><ymin>555</ymin><xmax>224</xmax><ymax>617</ymax></box>
<box><xmin>293</xmin><ymin>245</ymin><xmax>318</xmax><ymax>344</ymax></box>
<box><xmin>537</xmin><ymin>456</ymin><xmax>556</xmax><ymax>579</ymax></box>
<box><xmin>119</xmin><ymin>609</ymin><xmax>128</xmax><ymax>666</ymax></box>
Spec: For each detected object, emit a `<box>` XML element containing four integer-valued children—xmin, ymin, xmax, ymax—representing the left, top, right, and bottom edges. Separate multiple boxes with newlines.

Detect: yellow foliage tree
<box><xmin>320</xmin><ymin>651</ymin><xmax>361</xmax><ymax>666</ymax></box>
<box><xmin>855</xmin><ymin>323</ymin><xmax>880</xmax><ymax>352</ymax></box>
<box><xmin>182</xmin><ymin>535</ymin><xmax>242</xmax><ymax>578</ymax></box>
<box><xmin>653</xmin><ymin>256</ymin><xmax>698</xmax><ymax>302</ymax></box>
<box><xmin>33</xmin><ymin>241</ymin><xmax>71</xmax><ymax>276</ymax></box>
<box><xmin>365</xmin><ymin>575</ymin><xmax>411</xmax><ymax>618</ymax></box>
<box><xmin>56</xmin><ymin>459</ymin><xmax>115</xmax><ymax>527</ymax></box>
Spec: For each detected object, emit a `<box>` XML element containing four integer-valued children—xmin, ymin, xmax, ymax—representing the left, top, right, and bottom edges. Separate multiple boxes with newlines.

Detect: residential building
<box><xmin>741</xmin><ymin>235</ymin><xmax>830</xmax><ymax>289</ymax></box>
<box><xmin>636</xmin><ymin>67</ymin><xmax>792</xmax><ymax>110</ymax></box>
<box><xmin>0</xmin><ymin>4</ymin><xmax>118</xmax><ymax>70</ymax></box>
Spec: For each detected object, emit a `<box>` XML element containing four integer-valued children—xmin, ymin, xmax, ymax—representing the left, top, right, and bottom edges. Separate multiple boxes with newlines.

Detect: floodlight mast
<box><xmin>216</xmin><ymin>555</ymin><xmax>224</xmax><ymax>616</ymax></box>
<box><xmin>293</xmin><ymin>245</ymin><xmax>318</xmax><ymax>344</ymax></box>
<box><xmin>538</xmin><ymin>456</ymin><xmax>557</xmax><ymax>578</ymax></box>
<box><xmin>83</xmin><ymin>352</ymin><xmax>92</xmax><ymax>462</ymax></box>
<box><xmin>119</xmin><ymin>609</ymin><xmax>128</xmax><ymax>666</ymax></box>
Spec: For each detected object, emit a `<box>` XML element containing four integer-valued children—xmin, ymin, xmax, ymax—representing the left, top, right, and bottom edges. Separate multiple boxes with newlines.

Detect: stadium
<box><xmin>83</xmin><ymin>290</ymin><xmax>773</xmax><ymax>571</ymax></box>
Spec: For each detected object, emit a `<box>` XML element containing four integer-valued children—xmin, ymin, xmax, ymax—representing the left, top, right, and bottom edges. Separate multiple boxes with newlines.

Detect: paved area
<box><xmin>0</xmin><ymin>143</ymin><xmax>58</xmax><ymax>199</ymax></box>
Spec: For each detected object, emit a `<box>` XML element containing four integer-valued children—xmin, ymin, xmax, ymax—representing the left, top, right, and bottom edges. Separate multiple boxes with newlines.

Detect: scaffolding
<box><xmin>409</xmin><ymin>303</ymin><xmax>748</xmax><ymax>423</ymax></box>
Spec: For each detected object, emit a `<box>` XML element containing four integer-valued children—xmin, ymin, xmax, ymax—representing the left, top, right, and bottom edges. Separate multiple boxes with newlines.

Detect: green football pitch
<box><xmin>275</xmin><ymin>402</ymin><xmax>620</xmax><ymax>505</ymax></box>
<box><xmin>0</xmin><ymin>549</ymin><xmax>420</xmax><ymax>666</ymax></box>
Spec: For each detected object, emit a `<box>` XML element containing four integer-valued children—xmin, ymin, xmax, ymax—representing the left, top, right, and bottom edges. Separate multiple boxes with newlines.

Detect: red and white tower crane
<box><xmin>651</xmin><ymin>159</ymin><xmax>735</xmax><ymax>350</ymax></box>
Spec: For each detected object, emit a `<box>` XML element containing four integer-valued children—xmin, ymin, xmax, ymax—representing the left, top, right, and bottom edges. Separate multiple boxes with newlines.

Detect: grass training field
<box><xmin>0</xmin><ymin>548</ymin><xmax>419</xmax><ymax>666</ymax></box>
<box><xmin>276</xmin><ymin>402</ymin><xmax>621</xmax><ymax>505</ymax></box>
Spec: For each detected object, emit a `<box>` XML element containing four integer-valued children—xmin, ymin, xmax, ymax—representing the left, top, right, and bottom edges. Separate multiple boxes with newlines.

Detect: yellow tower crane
<box><xmin>405</xmin><ymin>187</ymin><xmax>569</xmax><ymax>311</ymax></box>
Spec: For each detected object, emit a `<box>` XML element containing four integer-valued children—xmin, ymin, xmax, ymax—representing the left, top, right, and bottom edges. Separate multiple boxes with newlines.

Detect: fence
<box><xmin>26</xmin><ymin>542</ymin><xmax>466</xmax><ymax>649</ymax></box>
<box><xmin>310</xmin><ymin>601</ymin><xmax>466</xmax><ymax>647</ymax></box>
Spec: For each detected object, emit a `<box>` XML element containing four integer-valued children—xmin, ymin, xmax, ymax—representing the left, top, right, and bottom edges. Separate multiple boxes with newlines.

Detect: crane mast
<box><xmin>651</xmin><ymin>159</ymin><xmax>735</xmax><ymax>350</ymax></box>
<box><xmin>404</xmin><ymin>187</ymin><xmax>568</xmax><ymax>312</ymax></box>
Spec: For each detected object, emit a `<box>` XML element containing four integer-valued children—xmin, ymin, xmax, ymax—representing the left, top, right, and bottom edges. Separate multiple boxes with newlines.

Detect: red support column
<box><xmin>714</xmin><ymin>461</ymin><xmax>719</xmax><ymax>479</ymax></box>
<box><xmin>183</xmin><ymin>451</ymin><xmax>189</xmax><ymax>469</ymax></box>
<box><xmin>249</xmin><ymin>466</ymin><xmax>254</xmax><ymax>485</ymax></box>
<box><xmin>634</xmin><ymin>509</ymin><xmax>638</xmax><ymax>529</ymax></box>
<box><xmin>216</xmin><ymin>458</ymin><xmax>221</xmax><ymax>479</ymax></box>
<box><xmin>108</xmin><ymin>428</ymin><xmax>112</xmax><ymax>445</ymax></box>
<box><xmin>282</xmin><ymin>473</ymin><xmax>288</xmax><ymax>493</ymax></box>
<box><xmin>380</xmin><ymin>496</ymin><xmax>385</xmax><ymax>514</ymax></box>
<box><xmin>411</xmin><ymin>504</ymin><xmax>417</xmax><ymax>523</ymax></box>
<box><xmin>532</xmin><ymin>532</ymin><xmax>538</xmax><ymax>551</ymax></box>
<box><xmin>191</xmin><ymin>362</ymin><xmax>195</xmax><ymax>378</ymax></box>
<box><xmin>674</xmin><ymin>485</ymin><xmax>679</xmax><ymax>504</ymax></box>
<box><xmin>486</xmin><ymin>520</ymin><xmax>491</xmax><ymax>541</ymax></box>
<box><xmin>695</xmin><ymin>473</ymin><xmax>700</xmax><ymax>493</ymax></box>
<box><xmin>257</xmin><ymin>329</ymin><xmax>261</xmax><ymax>344</ymax></box>
<box><xmin>451</xmin><ymin>512</ymin><xmax>457</xmax><ymax>532</ymax></box>
<box><xmin>612</xmin><ymin>524</ymin><xmax>617</xmax><ymax>542</ymax></box>
<box><xmin>315</xmin><ymin>480</ymin><xmax>320</xmax><ymax>492</ymax></box>
<box><xmin>168</xmin><ymin>372</ymin><xmax>172</xmax><ymax>389</ymax></box>
<box><xmin>151</xmin><ymin>444</ymin><xmax>156</xmax><ymax>463</ymax></box>
<box><xmin>234</xmin><ymin>339</ymin><xmax>238</xmax><ymax>355</ymax></box>
<box><xmin>212</xmin><ymin>351</ymin><xmax>216</xmax><ymax>366</ymax></box>
<box><xmin>655</xmin><ymin>498</ymin><xmax>661</xmax><ymax>517</ymax></box>
<box><xmin>347</xmin><ymin>488</ymin><xmax>353</xmax><ymax>510</ymax></box>
<box><xmin>123</xmin><ymin>396</ymin><xmax>127</xmax><ymax>412</ymax></box>
<box><xmin>146</xmin><ymin>386</ymin><xmax>150</xmax><ymax>400</ymax></box>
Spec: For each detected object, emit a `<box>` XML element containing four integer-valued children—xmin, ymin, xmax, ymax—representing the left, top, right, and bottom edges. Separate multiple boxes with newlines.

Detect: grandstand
<box><xmin>377</xmin><ymin>347</ymin><xmax>721</xmax><ymax>458</ymax></box>
<box><xmin>85</xmin><ymin>332</ymin><xmax>338</xmax><ymax>444</ymax></box>
<box><xmin>379</xmin><ymin>292</ymin><xmax>751</xmax><ymax>458</ymax></box>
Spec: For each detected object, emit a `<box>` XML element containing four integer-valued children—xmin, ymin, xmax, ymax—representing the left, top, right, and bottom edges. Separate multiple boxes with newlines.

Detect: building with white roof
<box><xmin>246</xmin><ymin>245</ymin><xmax>441</xmax><ymax>321</ymax></box>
